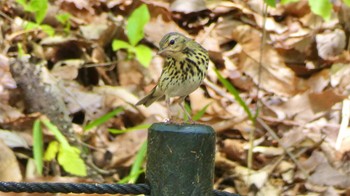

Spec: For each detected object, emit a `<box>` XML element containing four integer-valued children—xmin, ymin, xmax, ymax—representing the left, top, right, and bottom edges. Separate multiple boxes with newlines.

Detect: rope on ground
<box><xmin>0</xmin><ymin>182</ymin><xmax>239</xmax><ymax>196</ymax></box>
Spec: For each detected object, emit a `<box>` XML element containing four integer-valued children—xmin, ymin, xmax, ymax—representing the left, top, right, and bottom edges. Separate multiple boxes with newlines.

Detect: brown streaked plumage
<box><xmin>136</xmin><ymin>32</ymin><xmax>209</xmax><ymax>120</ymax></box>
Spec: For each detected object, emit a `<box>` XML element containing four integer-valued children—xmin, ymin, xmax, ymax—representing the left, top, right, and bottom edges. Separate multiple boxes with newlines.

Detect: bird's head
<box><xmin>158</xmin><ymin>32</ymin><xmax>188</xmax><ymax>58</ymax></box>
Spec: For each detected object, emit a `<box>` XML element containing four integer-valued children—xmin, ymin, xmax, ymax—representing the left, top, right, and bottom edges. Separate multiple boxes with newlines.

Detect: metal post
<box><xmin>146</xmin><ymin>123</ymin><xmax>216</xmax><ymax>196</ymax></box>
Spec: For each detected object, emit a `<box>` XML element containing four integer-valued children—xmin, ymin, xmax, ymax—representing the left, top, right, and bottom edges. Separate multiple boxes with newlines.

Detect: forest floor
<box><xmin>1</xmin><ymin>0</ymin><xmax>350</xmax><ymax>195</ymax></box>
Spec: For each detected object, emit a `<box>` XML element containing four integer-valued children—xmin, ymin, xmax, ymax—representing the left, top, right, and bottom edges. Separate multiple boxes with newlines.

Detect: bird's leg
<box><xmin>178</xmin><ymin>96</ymin><xmax>194</xmax><ymax>123</ymax></box>
<box><xmin>164</xmin><ymin>97</ymin><xmax>172</xmax><ymax>123</ymax></box>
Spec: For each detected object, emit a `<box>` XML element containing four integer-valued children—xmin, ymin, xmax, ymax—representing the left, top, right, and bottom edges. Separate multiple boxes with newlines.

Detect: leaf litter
<box><xmin>0</xmin><ymin>0</ymin><xmax>350</xmax><ymax>195</ymax></box>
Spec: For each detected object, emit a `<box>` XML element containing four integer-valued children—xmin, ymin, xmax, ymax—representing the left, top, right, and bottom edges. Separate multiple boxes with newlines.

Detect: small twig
<box><xmin>247</xmin><ymin>1</ymin><xmax>269</xmax><ymax>170</ymax></box>
<box><xmin>335</xmin><ymin>97</ymin><xmax>350</xmax><ymax>150</ymax></box>
<box><xmin>84</xmin><ymin>61</ymin><xmax>119</xmax><ymax>69</ymax></box>
<box><xmin>7</xmin><ymin>29</ymin><xmax>38</xmax><ymax>41</ymax></box>
<box><xmin>197</xmin><ymin>22</ymin><xmax>217</xmax><ymax>44</ymax></box>
<box><xmin>257</xmin><ymin>117</ymin><xmax>308</xmax><ymax>178</ymax></box>
<box><xmin>204</xmin><ymin>79</ymin><xmax>237</xmax><ymax>103</ymax></box>
<box><xmin>0</xmin><ymin>10</ymin><xmax>13</xmax><ymax>22</ymax></box>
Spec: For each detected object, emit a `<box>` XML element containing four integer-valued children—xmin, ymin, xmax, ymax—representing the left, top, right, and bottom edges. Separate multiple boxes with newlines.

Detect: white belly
<box><xmin>163</xmin><ymin>75</ymin><xmax>203</xmax><ymax>97</ymax></box>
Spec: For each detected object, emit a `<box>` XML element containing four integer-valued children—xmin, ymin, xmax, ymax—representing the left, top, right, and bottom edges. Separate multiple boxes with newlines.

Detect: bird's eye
<box><xmin>169</xmin><ymin>40</ymin><xmax>175</xmax><ymax>45</ymax></box>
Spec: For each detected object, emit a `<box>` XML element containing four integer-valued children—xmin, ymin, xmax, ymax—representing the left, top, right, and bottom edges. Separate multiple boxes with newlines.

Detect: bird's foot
<box><xmin>168</xmin><ymin>119</ymin><xmax>198</xmax><ymax>125</ymax></box>
<box><xmin>186</xmin><ymin>118</ymin><xmax>196</xmax><ymax>124</ymax></box>
<box><xmin>164</xmin><ymin>118</ymin><xmax>172</xmax><ymax>123</ymax></box>
<box><xmin>164</xmin><ymin>117</ymin><xmax>190</xmax><ymax>124</ymax></box>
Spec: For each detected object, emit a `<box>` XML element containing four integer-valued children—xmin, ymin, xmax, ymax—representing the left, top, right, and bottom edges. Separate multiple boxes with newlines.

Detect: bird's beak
<box><xmin>157</xmin><ymin>49</ymin><xmax>167</xmax><ymax>56</ymax></box>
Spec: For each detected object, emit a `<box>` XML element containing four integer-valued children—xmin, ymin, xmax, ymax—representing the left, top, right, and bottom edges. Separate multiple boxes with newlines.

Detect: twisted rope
<box><xmin>0</xmin><ymin>182</ymin><xmax>239</xmax><ymax>196</ymax></box>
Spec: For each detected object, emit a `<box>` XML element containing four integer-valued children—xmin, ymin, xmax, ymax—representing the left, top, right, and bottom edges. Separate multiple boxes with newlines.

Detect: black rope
<box><xmin>0</xmin><ymin>182</ymin><xmax>239</xmax><ymax>196</ymax></box>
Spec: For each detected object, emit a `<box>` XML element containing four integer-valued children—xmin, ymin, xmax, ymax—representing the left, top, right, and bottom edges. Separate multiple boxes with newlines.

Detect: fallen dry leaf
<box><xmin>0</xmin><ymin>139</ymin><xmax>22</xmax><ymax>181</ymax></box>
<box><xmin>316</xmin><ymin>29</ymin><xmax>346</xmax><ymax>60</ymax></box>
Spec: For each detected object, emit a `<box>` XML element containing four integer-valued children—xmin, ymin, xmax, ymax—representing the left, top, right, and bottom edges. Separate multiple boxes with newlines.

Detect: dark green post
<box><xmin>146</xmin><ymin>123</ymin><xmax>216</xmax><ymax>196</ymax></box>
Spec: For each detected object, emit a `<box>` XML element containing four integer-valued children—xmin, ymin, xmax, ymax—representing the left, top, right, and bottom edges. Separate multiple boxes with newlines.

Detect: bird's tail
<box><xmin>136</xmin><ymin>86</ymin><xmax>164</xmax><ymax>107</ymax></box>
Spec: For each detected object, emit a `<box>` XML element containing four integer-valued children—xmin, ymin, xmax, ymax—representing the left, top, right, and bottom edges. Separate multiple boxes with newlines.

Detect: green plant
<box><xmin>56</xmin><ymin>12</ymin><xmax>72</xmax><ymax>33</ymax></box>
<box><xmin>83</xmin><ymin>107</ymin><xmax>148</xmax><ymax>181</ymax></box>
<box><xmin>33</xmin><ymin>119</ymin><xmax>43</xmax><ymax>175</ymax></box>
<box><xmin>108</xmin><ymin>124</ymin><xmax>150</xmax><ymax>134</ymax></box>
<box><xmin>16</xmin><ymin>0</ymin><xmax>55</xmax><ymax>36</ymax></box>
<box><xmin>112</xmin><ymin>4</ymin><xmax>152</xmax><ymax>67</ymax></box>
<box><xmin>35</xmin><ymin>117</ymin><xmax>87</xmax><ymax>176</ymax></box>
<box><xmin>109</xmin><ymin>124</ymin><xmax>150</xmax><ymax>184</ymax></box>
<box><xmin>214</xmin><ymin>68</ymin><xmax>254</xmax><ymax>122</ymax></box>
<box><xmin>184</xmin><ymin>102</ymin><xmax>212</xmax><ymax>122</ymax></box>
<box><xmin>17</xmin><ymin>43</ymin><xmax>26</xmax><ymax>57</ymax></box>
<box><xmin>214</xmin><ymin>68</ymin><xmax>257</xmax><ymax>169</ymax></box>
<box><xmin>264</xmin><ymin>0</ymin><xmax>350</xmax><ymax>21</ymax></box>
<box><xmin>16</xmin><ymin>0</ymin><xmax>48</xmax><ymax>24</ymax></box>
<box><xmin>84</xmin><ymin>107</ymin><xmax>124</xmax><ymax>132</ymax></box>
<box><xmin>120</xmin><ymin>141</ymin><xmax>147</xmax><ymax>183</ymax></box>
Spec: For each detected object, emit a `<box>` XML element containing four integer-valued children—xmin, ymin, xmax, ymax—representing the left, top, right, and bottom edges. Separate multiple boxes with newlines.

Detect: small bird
<box><xmin>136</xmin><ymin>32</ymin><xmax>209</xmax><ymax>121</ymax></box>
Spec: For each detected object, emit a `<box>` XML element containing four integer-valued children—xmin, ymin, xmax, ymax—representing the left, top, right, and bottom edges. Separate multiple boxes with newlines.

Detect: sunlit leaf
<box><xmin>24</xmin><ymin>21</ymin><xmax>40</xmax><ymax>30</ymax></box>
<box><xmin>84</xmin><ymin>107</ymin><xmax>124</xmax><ymax>131</ymax></box>
<box><xmin>281</xmin><ymin>0</ymin><xmax>300</xmax><ymax>3</ymax></box>
<box><xmin>118</xmin><ymin>169</ymin><xmax>145</xmax><ymax>184</ymax></box>
<box><xmin>58</xmin><ymin>146</ymin><xmax>87</xmax><ymax>176</ymax></box>
<box><xmin>23</xmin><ymin>21</ymin><xmax>54</xmax><ymax>36</ymax></box>
<box><xmin>135</xmin><ymin>44</ymin><xmax>152</xmax><ymax>67</ymax></box>
<box><xmin>56</xmin><ymin>12</ymin><xmax>71</xmax><ymax>33</ymax></box>
<box><xmin>214</xmin><ymin>68</ymin><xmax>254</xmax><ymax>122</ymax></box>
<box><xmin>344</xmin><ymin>0</ymin><xmax>350</xmax><ymax>6</ymax></box>
<box><xmin>44</xmin><ymin>141</ymin><xmax>59</xmax><ymax>161</ymax></box>
<box><xmin>19</xmin><ymin>0</ymin><xmax>49</xmax><ymax>24</ymax></box>
<box><xmin>184</xmin><ymin>102</ymin><xmax>191</xmax><ymax>122</ymax></box>
<box><xmin>16</xmin><ymin>0</ymin><xmax>32</xmax><ymax>11</ymax></box>
<box><xmin>108</xmin><ymin>124</ymin><xmax>151</xmax><ymax>134</ymax></box>
<box><xmin>41</xmin><ymin>117</ymin><xmax>70</xmax><ymax>148</ymax></box>
<box><xmin>126</xmin><ymin>4</ymin><xmax>150</xmax><ymax>46</ymax></box>
<box><xmin>56</xmin><ymin>12</ymin><xmax>70</xmax><ymax>24</ymax></box>
<box><xmin>123</xmin><ymin>141</ymin><xmax>147</xmax><ymax>183</ymax></box>
<box><xmin>33</xmin><ymin>119</ymin><xmax>43</xmax><ymax>175</ymax></box>
<box><xmin>40</xmin><ymin>24</ymin><xmax>55</xmax><ymax>36</ymax></box>
<box><xmin>17</xmin><ymin>43</ymin><xmax>25</xmax><ymax>57</ymax></box>
<box><xmin>264</xmin><ymin>0</ymin><xmax>276</xmax><ymax>7</ymax></box>
<box><xmin>308</xmin><ymin>0</ymin><xmax>332</xmax><ymax>21</ymax></box>
<box><xmin>112</xmin><ymin>40</ymin><xmax>132</xmax><ymax>51</ymax></box>
<box><xmin>193</xmin><ymin>103</ymin><xmax>211</xmax><ymax>121</ymax></box>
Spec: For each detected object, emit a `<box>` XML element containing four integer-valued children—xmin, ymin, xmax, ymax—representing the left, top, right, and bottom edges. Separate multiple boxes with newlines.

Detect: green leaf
<box><xmin>126</xmin><ymin>4</ymin><xmax>150</xmax><ymax>46</ymax></box>
<box><xmin>16</xmin><ymin>0</ymin><xmax>31</xmax><ymax>11</ymax></box>
<box><xmin>108</xmin><ymin>124</ymin><xmax>151</xmax><ymax>134</ymax></box>
<box><xmin>344</xmin><ymin>0</ymin><xmax>350</xmax><ymax>6</ymax></box>
<box><xmin>24</xmin><ymin>22</ymin><xmax>54</xmax><ymax>36</ymax></box>
<box><xmin>56</xmin><ymin>12</ymin><xmax>71</xmax><ymax>33</ymax></box>
<box><xmin>112</xmin><ymin>40</ymin><xmax>132</xmax><ymax>51</ymax></box>
<box><xmin>30</xmin><ymin>0</ymin><xmax>48</xmax><ymax>24</ymax></box>
<box><xmin>183</xmin><ymin>102</ymin><xmax>191</xmax><ymax>122</ymax></box>
<box><xmin>44</xmin><ymin>141</ymin><xmax>59</xmax><ymax>161</ymax></box>
<box><xmin>58</xmin><ymin>146</ymin><xmax>87</xmax><ymax>176</ymax></box>
<box><xmin>33</xmin><ymin>119</ymin><xmax>43</xmax><ymax>175</ymax></box>
<box><xmin>193</xmin><ymin>103</ymin><xmax>211</xmax><ymax>121</ymax></box>
<box><xmin>16</xmin><ymin>0</ymin><xmax>48</xmax><ymax>24</ymax></box>
<box><xmin>118</xmin><ymin>169</ymin><xmax>145</xmax><ymax>184</ymax></box>
<box><xmin>134</xmin><ymin>44</ymin><xmax>152</xmax><ymax>67</ymax></box>
<box><xmin>84</xmin><ymin>107</ymin><xmax>124</xmax><ymax>131</ymax></box>
<box><xmin>308</xmin><ymin>0</ymin><xmax>332</xmax><ymax>20</ymax></box>
<box><xmin>17</xmin><ymin>43</ymin><xmax>25</xmax><ymax>57</ymax></box>
<box><xmin>24</xmin><ymin>21</ymin><xmax>40</xmax><ymax>31</ymax></box>
<box><xmin>56</xmin><ymin>12</ymin><xmax>71</xmax><ymax>24</ymax></box>
<box><xmin>40</xmin><ymin>24</ymin><xmax>55</xmax><ymax>36</ymax></box>
<box><xmin>281</xmin><ymin>0</ymin><xmax>300</xmax><ymax>3</ymax></box>
<box><xmin>40</xmin><ymin>118</ymin><xmax>70</xmax><ymax>148</ymax></box>
<box><xmin>214</xmin><ymin>68</ymin><xmax>254</xmax><ymax>122</ymax></box>
<box><xmin>264</xmin><ymin>0</ymin><xmax>276</xmax><ymax>7</ymax></box>
<box><xmin>123</xmin><ymin>141</ymin><xmax>147</xmax><ymax>183</ymax></box>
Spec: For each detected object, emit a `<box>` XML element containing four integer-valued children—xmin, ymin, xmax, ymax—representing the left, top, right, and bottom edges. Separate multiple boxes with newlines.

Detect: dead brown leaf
<box><xmin>0</xmin><ymin>139</ymin><xmax>22</xmax><ymax>181</ymax></box>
